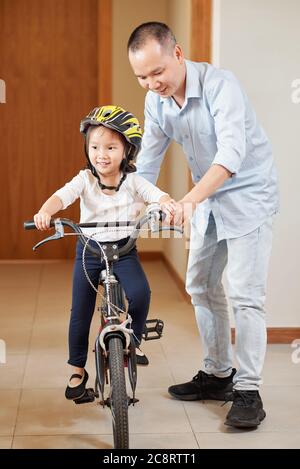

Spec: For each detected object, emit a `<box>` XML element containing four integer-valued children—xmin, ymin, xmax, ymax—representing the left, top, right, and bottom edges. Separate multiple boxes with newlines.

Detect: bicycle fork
<box><xmin>75</xmin><ymin>278</ymin><xmax>138</xmax><ymax>406</ymax></box>
<box><xmin>95</xmin><ymin>328</ymin><xmax>138</xmax><ymax>407</ymax></box>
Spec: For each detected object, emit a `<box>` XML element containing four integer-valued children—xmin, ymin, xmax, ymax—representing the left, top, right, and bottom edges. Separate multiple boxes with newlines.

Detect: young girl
<box><xmin>34</xmin><ymin>105</ymin><xmax>171</xmax><ymax>400</ymax></box>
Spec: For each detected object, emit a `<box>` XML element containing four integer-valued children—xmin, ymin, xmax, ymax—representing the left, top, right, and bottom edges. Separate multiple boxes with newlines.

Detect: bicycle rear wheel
<box><xmin>108</xmin><ymin>336</ymin><xmax>129</xmax><ymax>449</ymax></box>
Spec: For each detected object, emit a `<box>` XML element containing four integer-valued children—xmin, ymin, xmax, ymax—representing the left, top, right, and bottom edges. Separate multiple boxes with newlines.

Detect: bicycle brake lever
<box><xmin>32</xmin><ymin>219</ymin><xmax>65</xmax><ymax>251</ymax></box>
<box><xmin>146</xmin><ymin>204</ymin><xmax>161</xmax><ymax>233</ymax></box>
<box><xmin>148</xmin><ymin>208</ymin><xmax>183</xmax><ymax>235</ymax></box>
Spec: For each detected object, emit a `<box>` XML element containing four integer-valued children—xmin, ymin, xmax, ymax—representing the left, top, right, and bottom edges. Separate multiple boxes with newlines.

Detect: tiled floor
<box><xmin>0</xmin><ymin>260</ymin><xmax>299</xmax><ymax>449</ymax></box>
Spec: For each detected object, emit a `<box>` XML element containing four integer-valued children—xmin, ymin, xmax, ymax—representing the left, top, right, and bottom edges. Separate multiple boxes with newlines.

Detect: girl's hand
<box><xmin>33</xmin><ymin>211</ymin><xmax>52</xmax><ymax>230</ymax></box>
<box><xmin>160</xmin><ymin>199</ymin><xmax>177</xmax><ymax>224</ymax></box>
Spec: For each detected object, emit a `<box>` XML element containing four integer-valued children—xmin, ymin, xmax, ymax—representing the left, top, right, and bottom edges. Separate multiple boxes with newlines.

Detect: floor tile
<box><xmin>128</xmin><ymin>388</ymin><xmax>192</xmax><ymax>434</ymax></box>
<box><xmin>29</xmin><ymin>323</ymin><xmax>69</xmax><ymax>354</ymax></box>
<box><xmin>130</xmin><ymin>433</ymin><xmax>199</xmax><ymax>449</ymax></box>
<box><xmin>12</xmin><ymin>432</ymin><xmax>199</xmax><ymax>449</ymax></box>
<box><xmin>22</xmin><ymin>353</ymin><xmax>70</xmax><ymax>389</ymax></box>
<box><xmin>0</xmin><ymin>436</ymin><xmax>12</xmax><ymax>448</ymax></box>
<box><xmin>256</xmin><ymin>385</ymin><xmax>300</xmax><ymax>433</ymax></box>
<box><xmin>12</xmin><ymin>434</ymin><xmax>112</xmax><ymax>449</ymax></box>
<box><xmin>0</xmin><ymin>288</ymin><xmax>37</xmax><ymax>328</ymax></box>
<box><xmin>0</xmin><ymin>264</ymin><xmax>42</xmax><ymax>289</ymax></box>
<box><xmin>182</xmin><ymin>399</ymin><xmax>232</xmax><ymax>433</ymax></box>
<box><xmin>15</xmin><ymin>389</ymin><xmax>112</xmax><ymax>435</ymax></box>
<box><xmin>0</xmin><ymin>389</ymin><xmax>21</xmax><ymax>436</ymax></box>
<box><xmin>195</xmin><ymin>431</ymin><xmax>300</xmax><ymax>449</ymax></box>
<box><xmin>1</xmin><ymin>327</ymin><xmax>32</xmax><ymax>355</ymax></box>
<box><xmin>263</xmin><ymin>344</ymin><xmax>300</xmax><ymax>385</ymax></box>
<box><xmin>0</xmin><ymin>355</ymin><xmax>27</xmax><ymax>389</ymax></box>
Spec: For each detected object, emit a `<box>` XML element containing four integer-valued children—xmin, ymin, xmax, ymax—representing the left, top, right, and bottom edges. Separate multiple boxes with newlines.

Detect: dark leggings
<box><xmin>68</xmin><ymin>239</ymin><xmax>151</xmax><ymax>368</ymax></box>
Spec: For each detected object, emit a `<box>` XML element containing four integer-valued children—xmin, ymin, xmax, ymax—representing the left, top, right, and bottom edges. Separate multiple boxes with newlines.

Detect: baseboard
<box><xmin>231</xmin><ymin>328</ymin><xmax>300</xmax><ymax>344</ymax></box>
<box><xmin>138</xmin><ymin>252</ymin><xmax>163</xmax><ymax>262</ymax></box>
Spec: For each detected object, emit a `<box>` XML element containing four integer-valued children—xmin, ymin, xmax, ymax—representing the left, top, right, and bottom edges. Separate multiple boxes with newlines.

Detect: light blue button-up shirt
<box><xmin>136</xmin><ymin>60</ymin><xmax>279</xmax><ymax>240</ymax></box>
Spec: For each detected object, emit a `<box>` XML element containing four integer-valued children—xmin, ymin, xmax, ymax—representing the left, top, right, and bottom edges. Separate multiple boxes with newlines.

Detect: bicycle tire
<box><xmin>108</xmin><ymin>336</ymin><xmax>129</xmax><ymax>449</ymax></box>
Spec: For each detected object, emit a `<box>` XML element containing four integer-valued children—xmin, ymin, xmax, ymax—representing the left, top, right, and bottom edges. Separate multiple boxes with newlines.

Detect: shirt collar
<box><xmin>185</xmin><ymin>59</ymin><xmax>203</xmax><ymax>99</ymax></box>
<box><xmin>159</xmin><ymin>59</ymin><xmax>202</xmax><ymax>103</ymax></box>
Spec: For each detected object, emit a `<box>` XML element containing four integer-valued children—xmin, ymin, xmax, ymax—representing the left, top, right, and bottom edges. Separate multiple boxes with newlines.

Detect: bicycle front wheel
<box><xmin>108</xmin><ymin>336</ymin><xmax>129</xmax><ymax>449</ymax></box>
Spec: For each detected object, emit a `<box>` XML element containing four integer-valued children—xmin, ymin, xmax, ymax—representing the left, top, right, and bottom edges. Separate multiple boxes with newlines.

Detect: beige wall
<box><xmin>162</xmin><ymin>0</ymin><xmax>191</xmax><ymax>282</ymax></box>
<box><xmin>112</xmin><ymin>0</ymin><xmax>191</xmax><ymax>276</ymax></box>
<box><xmin>112</xmin><ymin>0</ymin><xmax>168</xmax><ymax>124</ymax></box>
<box><xmin>112</xmin><ymin>0</ymin><xmax>169</xmax><ymax>252</ymax></box>
<box><xmin>213</xmin><ymin>0</ymin><xmax>300</xmax><ymax>327</ymax></box>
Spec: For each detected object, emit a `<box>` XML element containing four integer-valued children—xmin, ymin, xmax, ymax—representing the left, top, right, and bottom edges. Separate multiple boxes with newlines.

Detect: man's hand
<box><xmin>176</xmin><ymin>201</ymin><xmax>196</xmax><ymax>227</ymax></box>
<box><xmin>160</xmin><ymin>198</ymin><xmax>177</xmax><ymax>224</ymax></box>
<box><xmin>161</xmin><ymin>199</ymin><xmax>196</xmax><ymax>227</ymax></box>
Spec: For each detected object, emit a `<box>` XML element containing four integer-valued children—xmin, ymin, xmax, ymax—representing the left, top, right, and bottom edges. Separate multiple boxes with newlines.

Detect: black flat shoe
<box><xmin>65</xmin><ymin>369</ymin><xmax>89</xmax><ymax>400</ymax></box>
<box><xmin>136</xmin><ymin>348</ymin><xmax>149</xmax><ymax>366</ymax></box>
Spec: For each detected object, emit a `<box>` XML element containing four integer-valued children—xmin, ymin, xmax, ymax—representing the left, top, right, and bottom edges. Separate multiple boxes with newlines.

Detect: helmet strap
<box><xmin>97</xmin><ymin>173</ymin><xmax>127</xmax><ymax>192</ymax></box>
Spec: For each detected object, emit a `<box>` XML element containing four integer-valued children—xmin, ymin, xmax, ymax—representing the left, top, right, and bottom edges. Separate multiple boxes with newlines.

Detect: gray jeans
<box><xmin>186</xmin><ymin>211</ymin><xmax>274</xmax><ymax>390</ymax></box>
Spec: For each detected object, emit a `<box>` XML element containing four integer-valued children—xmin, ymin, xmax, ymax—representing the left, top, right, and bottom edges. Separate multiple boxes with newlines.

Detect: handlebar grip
<box><xmin>24</xmin><ymin>220</ymin><xmax>37</xmax><ymax>230</ymax></box>
<box><xmin>24</xmin><ymin>219</ymin><xmax>55</xmax><ymax>230</ymax></box>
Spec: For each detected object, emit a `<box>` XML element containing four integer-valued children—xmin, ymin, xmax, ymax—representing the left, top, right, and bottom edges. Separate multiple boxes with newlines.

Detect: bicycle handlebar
<box><xmin>24</xmin><ymin>210</ymin><xmax>182</xmax><ymax>259</ymax></box>
<box><xmin>24</xmin><ymin>219</ymin><xmax>137</xmax><ymax>230</ymax></box>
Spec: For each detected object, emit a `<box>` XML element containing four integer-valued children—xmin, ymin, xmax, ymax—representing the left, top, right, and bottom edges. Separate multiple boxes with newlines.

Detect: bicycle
<box><xmin>24</xmin><ymin>206</ymin><xmax>181</xmax><ymax>449</ymax></box>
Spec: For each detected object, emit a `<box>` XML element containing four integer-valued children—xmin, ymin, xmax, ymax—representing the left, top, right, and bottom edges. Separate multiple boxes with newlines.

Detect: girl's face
<box><xmin>88</xmin><ymin>126</ymin><xmax>125</xmax><ymax>177</ymax></box>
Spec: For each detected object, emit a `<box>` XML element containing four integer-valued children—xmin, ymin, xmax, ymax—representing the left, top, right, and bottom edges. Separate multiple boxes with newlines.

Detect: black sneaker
<box><xmin>168</xmin><ymin>368</ymin><xmax>236</xmax><ymax>401</ymax></box>
<box><xmin>225</xmin><ymin>390</ymin><xmax>266</xmax><ymax>428</ymax></box>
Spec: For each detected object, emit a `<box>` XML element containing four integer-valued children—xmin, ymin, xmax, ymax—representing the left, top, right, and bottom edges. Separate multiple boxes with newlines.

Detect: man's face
<box><xmin>128</xmin><ymin>39</ymin><xmax>185</xmax><ymax>98</ymax></box>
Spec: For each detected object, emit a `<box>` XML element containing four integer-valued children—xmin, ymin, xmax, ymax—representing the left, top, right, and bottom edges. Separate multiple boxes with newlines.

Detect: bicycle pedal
<box><xmin>128</xmin><ymin>397</ymin><xmax>139</xmax><ymax>406</ymax></box>
<box><xmin>100</xmin><ymin>398</ymin><xmax>111</xmax><ymax>408</ymax></box>
<box><xmin>74</xmin><ymin>388</ymin><xmax>95</xmax><ymax>404</ymax></box>
<box><xmin>143</xmin><ymin>319</ymin><xmax>164</xmax><ymax>341</ymax></box>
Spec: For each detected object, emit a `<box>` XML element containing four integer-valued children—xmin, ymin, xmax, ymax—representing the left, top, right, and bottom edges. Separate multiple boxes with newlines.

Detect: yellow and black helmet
<box><xmin>80</xmin><ymin>105</ymin><xmax>143</xmax><ymax>160</ymax></box>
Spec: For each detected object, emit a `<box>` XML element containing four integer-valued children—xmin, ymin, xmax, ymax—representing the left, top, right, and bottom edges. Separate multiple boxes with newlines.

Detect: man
<box><xmin>128</xmin><ymin>22</ymin><xmax>278</xmax><ymax>429</ymax></box>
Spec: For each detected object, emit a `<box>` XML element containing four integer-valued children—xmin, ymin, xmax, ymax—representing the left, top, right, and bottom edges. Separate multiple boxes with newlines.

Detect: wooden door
<box><xmin>0</xmin><ymin>0</ymin><xmax>107</xmax><ymax>259</ymax></box>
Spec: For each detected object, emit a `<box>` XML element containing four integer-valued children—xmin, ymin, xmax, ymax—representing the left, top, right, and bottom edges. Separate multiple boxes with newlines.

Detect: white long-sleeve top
<box><xmin>54</xmin><ymin>169</ymin><xmax>168</xmax><ymax>241</ymax></box>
